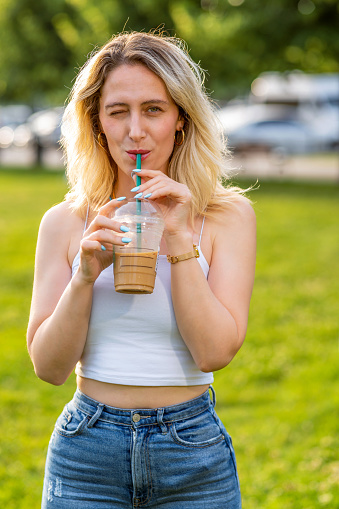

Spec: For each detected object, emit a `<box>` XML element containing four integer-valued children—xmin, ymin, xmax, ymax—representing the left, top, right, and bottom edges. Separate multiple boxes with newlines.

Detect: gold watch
<box><xmin>167</xmin><ymin>245</ymin><xmax>200</xmax><ymax>264</ymax></box>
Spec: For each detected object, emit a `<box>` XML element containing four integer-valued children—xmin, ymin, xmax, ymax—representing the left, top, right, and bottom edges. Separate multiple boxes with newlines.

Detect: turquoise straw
<box><xmin>136</xmin><ymin>153</ymin><xmax>142</xmax><ymax>199</ymax></box>
<box><xmin>136</xmin><ymin>154</ymin><xmax>142</xmax><ymax>249</ymax></box>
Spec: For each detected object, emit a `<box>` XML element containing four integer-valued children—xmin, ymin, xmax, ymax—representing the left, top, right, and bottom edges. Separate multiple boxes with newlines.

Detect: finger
<box><xmin>131</xmin><ymin>168</ymin><xmax>163</xmax><ymax>178</ymax></box>
<box><xmin>84</xmin><ymin>229</ymin><xmax>130</xmax><ymax>247</ymax></box>
<box><xmin>131</xmin><ymin>169</ymin><xmax>167</xmax><ymax>185</ymax></box>
<box><xmin>85</xmin><ymin>215</ymin><xmax>128</xmax><ymax>235</ymax></box>
<box><xmin>97</xmin><ymin>197</ymin><xmax>127</xmax><ymax>218</ymax></box>
<box><xmin>132</xmin><ymin>175</ymin><xmax>148</xmax><ymax>186</ymax></box>
<box><xmin>139</xmin><ymin>181</ymin><xmax>190</xmax><ymax>203</ymax></box>
<box><xmin>132</xmin><ymin>168</ymin><xmax>165</xmax><ymax>178</ymax></box>
<box><xmin>130</xmin><ymin>174</ymin><xmax>169</xmax><ymax>195</ymax></box>
<box><xmin>80</xmin><ymin>238</ymin><xmax>107</xmax><ymax>255</ymax></box>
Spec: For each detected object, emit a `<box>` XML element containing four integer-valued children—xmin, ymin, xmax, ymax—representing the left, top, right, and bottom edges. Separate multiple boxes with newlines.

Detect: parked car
<box><xmin>0</xmin><ymin>105</ymin><xmax>65</xmax><ymax>150</ymax></box>
<box><xmin>218</xmin><ymin>72</ymin><xmax>339</xmax><ymax>153</ymax></box>
<box><xmin>227</xmin><ymin>118</ymin><xmax>314</xmax><ymax>154</ymax></box>
<box><xmin>0</xmin><ymin>104</ymin><xmax>32</xmax><ymax>148</ymax></box>
<box><xmin>250</xmin><ymin>71</ymin><xmax>339</xmax><ymax>150</ymax></box>
<box><xmin>25</xmin><ymin>106</ymin><xmax>64</xmax><ymax>147</ymax></box>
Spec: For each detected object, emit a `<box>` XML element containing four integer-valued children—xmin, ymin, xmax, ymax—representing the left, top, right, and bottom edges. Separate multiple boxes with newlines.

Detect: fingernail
<box><xmin>131</xmin><ymin>186</ymin><xmax>140</xmax><ymax>192</ymax></box>
<box><xmin>116</xmin><ymin>196</ymin><xmax>126</xmax><ymax>201</ymax></box>
<box><xmin>119</xmin><ymin>225</ymin><xmax>130</xmax><ymax>233</ymax></box>
<box><xmin>122</xmin><ymin>237</ymin><xmax>132</xmax><ymax>243</ymax></box>
<box><xmin>131</xmin><ymin>169</ymin><xmax>141</xmax><ymax>178</ymax></box>
<box><xmin>101</xmin><ymin>244</ymin><xmax>106</xmax><ymax>251</ymax></box>
<box><xmin>144</xmin><ymin>193</ymin><xmax>152</xmax><ymax>199</ymax></box>
<box><xmin>109</xmin><ymin>195</ymin><xmax>112</xmax><ymax>201</ymax></box>
<box><xmin>134</xmin><ymin>192</ymin><xmax>143</xmax><ymax>199</ymax></box>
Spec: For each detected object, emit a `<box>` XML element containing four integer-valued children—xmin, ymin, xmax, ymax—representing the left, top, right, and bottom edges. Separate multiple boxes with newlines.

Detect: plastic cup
<box><xmin>113</xmin><ymin>199</ymin><xmax>164</xmax><ymax>294</ymax></box>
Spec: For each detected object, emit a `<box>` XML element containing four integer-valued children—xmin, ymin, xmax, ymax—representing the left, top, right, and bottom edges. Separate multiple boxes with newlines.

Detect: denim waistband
<box><xmin>72</xmin><ymin>386</ymin><xmax>216</xmax><ymax>429</ymax></box>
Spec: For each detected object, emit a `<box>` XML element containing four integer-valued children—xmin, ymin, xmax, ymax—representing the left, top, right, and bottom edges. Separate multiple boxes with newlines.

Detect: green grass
<box><xmin>0</xmin><ymin>169</ymin><xmax>338</xmax><ymax>508</ymax></box>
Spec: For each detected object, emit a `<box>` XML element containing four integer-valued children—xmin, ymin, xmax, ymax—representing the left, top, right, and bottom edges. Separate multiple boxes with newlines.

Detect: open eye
<box><xmin>147</xmin><ymin>106</ymin><xmax>161</xmax><ymax>113</ymax></box>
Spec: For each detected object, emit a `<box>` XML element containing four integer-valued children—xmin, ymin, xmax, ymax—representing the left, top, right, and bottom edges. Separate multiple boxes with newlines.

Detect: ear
<box><xmin>176</xmin><ymin>117</ymin><xmax>185</xmax><ymax>131</ymax></box>
<box><xmin>95</xmin><ymin>118</ymin><xmax>104</xmax><ymax>136</ymax></box>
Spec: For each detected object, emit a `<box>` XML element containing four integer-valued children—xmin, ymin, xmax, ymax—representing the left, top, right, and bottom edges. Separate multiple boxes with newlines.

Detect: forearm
<box><xmin>29</xmin><ymin>272</ymin><xmax>94</xmax><ymax>385</ymax></box>
<box><xmin>167</xmin><ymin>235</ymin><xmax>241</xmax><ymax>373</ymax></box>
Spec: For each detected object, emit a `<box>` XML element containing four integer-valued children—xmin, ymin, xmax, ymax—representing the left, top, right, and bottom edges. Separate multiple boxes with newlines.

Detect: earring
<box><xmin>98</xmin><ymin>132</ymin><xmax>106</xmax><ymax>147</ymax></box>
<box><xmin>174</xmin><ymin>128</ymin><xmax>185</xmax><ymax>146</ymax></box>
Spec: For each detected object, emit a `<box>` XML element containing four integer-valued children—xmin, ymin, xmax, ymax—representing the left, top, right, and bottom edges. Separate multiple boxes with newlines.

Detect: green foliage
<box><xmin>0</xmin><ymin>0</ymin><xmax>338</xmax><ymax>104</ymax></box>
<box><xmin>0</xmin><ymin>169</ymin><xmax>338</xmax><ymax>507</ymax></box>
<box><xmin>0</xmin><ymin>0</ymin><xmax>81</xmax><ymax>105</ymax></box>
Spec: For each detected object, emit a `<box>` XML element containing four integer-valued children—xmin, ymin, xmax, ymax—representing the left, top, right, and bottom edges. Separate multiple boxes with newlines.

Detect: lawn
<box><xmin>0</xmin><ymin>168</ymin><xmax>338</xmax><ymax>508</ymax></box>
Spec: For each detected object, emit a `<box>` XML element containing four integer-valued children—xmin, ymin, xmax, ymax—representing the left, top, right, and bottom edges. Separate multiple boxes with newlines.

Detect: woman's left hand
<box><xmin>132</xmin><ymin>169</ymin><xmax>192</xmax><ymax>237</ymax></box>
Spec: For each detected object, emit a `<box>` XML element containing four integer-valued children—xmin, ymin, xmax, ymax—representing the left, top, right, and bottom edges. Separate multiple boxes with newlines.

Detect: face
<box><xmin>99</xmin><ymin>64</ymin><xmax>184</xmax><ymax>177</ymax></box>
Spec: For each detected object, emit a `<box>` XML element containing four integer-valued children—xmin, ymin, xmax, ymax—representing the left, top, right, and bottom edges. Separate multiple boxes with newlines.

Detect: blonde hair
<box><xmin>62</xmin><ymin>30</ymin><xmax>249</xmax><ymax>218</ymax></box>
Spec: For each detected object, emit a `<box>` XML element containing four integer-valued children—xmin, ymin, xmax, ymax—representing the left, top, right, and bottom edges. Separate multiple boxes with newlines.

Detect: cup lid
<box><xmin>115</xmin><ymin>198</ymin><xmax>164</xmax><ymax>227</ymax></box>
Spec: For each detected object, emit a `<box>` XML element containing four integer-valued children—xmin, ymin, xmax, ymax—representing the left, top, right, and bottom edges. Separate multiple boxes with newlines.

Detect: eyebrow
<box><xmin>105</xmin><ymin>99</ymin><xmax>170</xmax><ymax>110</ymax></box>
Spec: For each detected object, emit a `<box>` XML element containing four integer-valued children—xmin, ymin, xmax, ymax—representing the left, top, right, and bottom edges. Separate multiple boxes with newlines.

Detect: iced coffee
<box><xmin>113</xmin><ymin>199</ymin><xmax>164</xmax><ymax>294</ymax></box>
<box><xmin>113</xmin><ymin>249</ymin><xmax>158</xmax><ymax>294</ymax></box>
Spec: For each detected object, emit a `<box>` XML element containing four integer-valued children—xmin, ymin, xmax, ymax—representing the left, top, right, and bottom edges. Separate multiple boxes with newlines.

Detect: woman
<box><xmin>27</xmin><ymin>31</ymin><xmax>256</xmax><ymax>508</ymax></box>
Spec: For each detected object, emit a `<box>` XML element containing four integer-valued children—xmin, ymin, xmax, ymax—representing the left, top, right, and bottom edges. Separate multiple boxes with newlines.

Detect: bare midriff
<box><xmin>77</xmin><ymin>376</ymin><xmax>210</xmax><ymax>409</ymax></box>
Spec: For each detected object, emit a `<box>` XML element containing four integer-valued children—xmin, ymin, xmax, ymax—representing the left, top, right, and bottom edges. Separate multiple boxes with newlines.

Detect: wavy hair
<box><xmin>62</xmin><ymin>30</ymin><xmax>249</xmax><ymax>218</ymax></box>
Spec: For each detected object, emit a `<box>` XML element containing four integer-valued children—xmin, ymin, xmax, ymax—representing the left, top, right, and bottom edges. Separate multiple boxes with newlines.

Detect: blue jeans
<box><xmin>42</xmin><ymin>387</ymin><xmax>241</xmax><ymax>508</ymax></box>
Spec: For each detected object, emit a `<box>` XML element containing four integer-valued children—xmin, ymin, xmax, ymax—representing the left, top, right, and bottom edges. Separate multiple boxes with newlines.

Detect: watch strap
<box><xmin>167</xmin><ymin>245</ymin><xmax>200</xmax><ymax>264</ymax></box>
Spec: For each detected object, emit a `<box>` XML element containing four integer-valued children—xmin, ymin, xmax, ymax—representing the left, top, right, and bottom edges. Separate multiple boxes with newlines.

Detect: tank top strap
<box><xmin>83</xmin><ymin>204</ymin><xmax>90</xmax><ymax>235</ymax></box>
<box><xmin>198</xmin><ymin>216</ymin><xmax>205</xmax><ymax>247</ymax></box>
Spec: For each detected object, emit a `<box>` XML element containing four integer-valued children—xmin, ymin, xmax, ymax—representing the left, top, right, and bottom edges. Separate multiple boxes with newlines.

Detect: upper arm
<box><xmin>27</xmin><ymin>204</ymin><xmax>74</xmax><ymax>350</ymax></box>
<box><xmin>207</xmin><ymin>200</ymin><xmax>256</xmax><ymax>342</ymax></box>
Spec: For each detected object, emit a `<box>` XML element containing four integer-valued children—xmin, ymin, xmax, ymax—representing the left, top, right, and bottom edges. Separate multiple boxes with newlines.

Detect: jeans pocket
<box><xmin>169</xmin><ymin>411</ymin><xmax>225</xmax><ymax>448</ymax></box>
<box><xmin>55</xmin><ymin>402</ymin><xmax>89</xmax><ymax>438</ymax></box>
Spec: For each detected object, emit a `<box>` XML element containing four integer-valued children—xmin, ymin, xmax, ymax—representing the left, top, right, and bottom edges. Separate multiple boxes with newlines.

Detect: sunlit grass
<box><xmin>0</xmin><ymin>169</ymin><xmax>338</xmax><ymax>507</ymax></box>
<box><xmin>216</xmin><ymin>179</ymin><xmax>339</xmax><ymax>508</ymax></box>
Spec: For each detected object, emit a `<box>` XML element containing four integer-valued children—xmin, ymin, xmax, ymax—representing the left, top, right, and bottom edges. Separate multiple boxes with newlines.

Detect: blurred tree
<box><xmin>170</xmin><ymin>0</ymin><xmax>339</xmax><ymax>98</ymax></box>
<box><xmin>0</xmin><ymin>0</ymin><xmax>90</xmax><ymax>105</ymax></box>
<box><xmin>0</xmin><ymin>0</ymin><xmax>338</xmax><ymax>106</ymax></box>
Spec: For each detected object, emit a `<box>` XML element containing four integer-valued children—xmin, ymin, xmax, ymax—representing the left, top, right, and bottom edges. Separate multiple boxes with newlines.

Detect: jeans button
<box><xmin>132</xmin><ymin>413</ymin><xmax>141</xmax><ymax>423</ymax></box>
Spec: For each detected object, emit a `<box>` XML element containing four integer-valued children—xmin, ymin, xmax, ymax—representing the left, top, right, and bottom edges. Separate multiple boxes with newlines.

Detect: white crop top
<box><xmin>73</xmin><ymin>218</ymin><xmax>213</xmax><ymax>386</ymax></box>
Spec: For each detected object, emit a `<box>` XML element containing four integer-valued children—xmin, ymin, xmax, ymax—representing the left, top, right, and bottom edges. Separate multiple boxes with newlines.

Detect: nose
<box><xmin>128</xmin><ymin>112</ymin><xmax>146</xmax><ymax>142</ymax></box>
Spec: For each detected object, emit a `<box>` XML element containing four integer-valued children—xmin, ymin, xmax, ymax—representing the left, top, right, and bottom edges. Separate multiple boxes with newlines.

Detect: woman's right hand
<box><xmin>78</xmin><ymin>199</ymin><xmax>130</xmax><ymax>284</ymax></box>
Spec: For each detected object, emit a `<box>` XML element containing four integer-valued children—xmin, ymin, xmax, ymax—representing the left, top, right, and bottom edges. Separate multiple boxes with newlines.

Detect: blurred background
<box><xmin>0</xmin><ymin>2</ymin><xmax>338</xmax><ymax>508</ymax></box>
<box><xmin>0</xmin><ymin>0</ymin><xmax>338</xmax><ymax>178</ymax></box>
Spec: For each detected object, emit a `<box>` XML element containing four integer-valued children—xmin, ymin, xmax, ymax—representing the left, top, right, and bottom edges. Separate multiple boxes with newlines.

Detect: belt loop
<box><xmin>87</xmin><ymin>403</ymin><xmax>105</xmax><ymax>428</ymax></box>
<box><xmin>209</xmin><ymin>385</ymin><xmax>216</xmax><ymax>408</ymax></box>
<box><xmin>156</xmin><ymin>408</ymin><xmax>167</xmax><ymax>434</ymax></box>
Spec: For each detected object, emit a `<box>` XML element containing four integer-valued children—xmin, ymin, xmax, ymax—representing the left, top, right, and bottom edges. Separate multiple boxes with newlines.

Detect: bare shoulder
<box><xmin>209</xmin><ymin>198</ymin><xmax>256</xmax><ymax>242</ymax></box>
<box><xmin>40</xmin><ymin>200</ymin><xmax>82</xmax><ymax>233</ymax></box>
<box><xmin>208</xmin><ymin>198</ymin><xmax>256</xmax><ymax>278</ymax></box>
<box><xmin>199</xmin><ymin>199</ymin><xmax>255</xmax><ymax>267</ymax></box>
<box><xmin>38</xmin><ymin>200</ymin><xmax>85</xmax><ymax>266</ymax></box>
<box><xmin>224</xmin><ymin>197</ymin><xmax>255</xmax><ymax>224</ymax></box>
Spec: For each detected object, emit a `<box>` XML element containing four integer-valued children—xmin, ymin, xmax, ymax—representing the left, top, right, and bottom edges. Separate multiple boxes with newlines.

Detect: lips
<box><xmin>126</xmin><ymin>150</ymin><xmax>151</xmax><ymax>161</ymax></box>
